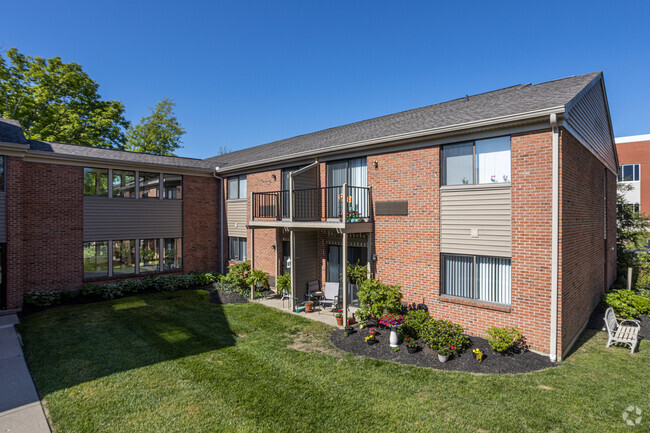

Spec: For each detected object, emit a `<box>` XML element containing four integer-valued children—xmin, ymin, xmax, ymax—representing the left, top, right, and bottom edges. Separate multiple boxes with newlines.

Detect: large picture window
<box><xmin>163</xmin><ymin>174</ymin><xmax>182</xmax><ymax>199</ymax></box>
<box><xmin>84</xmin><ymin>168</ymin><xmax>109</xmax><ymax>196</ymax></box>
<box><xmin>442</xmin><ymin>254</ymin><xmax>511</xmax><ymax>305</ymax></box>
<box><xmin>84</xmin><ymin>241</ymin><xmax>109</xmax><ymax>278</ymax></box>
<box><xmin>139</xmin><ymin>172</ymin><xmax>160</xmax><ymax>198</ymax></box>
<box><xmin>112</xmin><ymin>240</ymin><xmax>136</xmax><ymax>275</ymax></box>
<box><xmin>618</xmin><ymin>164</ymin><xmax>640</xmax><ymax>182</ymax></box>
<box><xmin>163</xmin><ymin>238</ymin><xmax>182</xmax><ymax>270</ymax></box>
<box><xmin>112</xmin><ymin>170</ymin><xmax>135</xmax><ymax>198</ymax></box>
<box><xmin>139</xmin><ymin>239</ymin><xmax>160</xmax><ymax>272</ymax></box>
<box><xmin>228</xmin><ymin>237</ymin><xmax>247</xmax><ymax>261</ymax></box>
<box><xmin>442</xmin><ymin>136</ymin><xmax>511</xmax><ymax>186</ymax></box>
<box><xmin>228</xmin><ymin>175</ymin><xmax>247</xmax><ymax>199</ymax></box>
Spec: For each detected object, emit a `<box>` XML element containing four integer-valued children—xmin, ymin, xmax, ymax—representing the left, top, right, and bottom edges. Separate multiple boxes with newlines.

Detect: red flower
<box><xmin>450</xmin><ymin>346</ymin><xmax>455</xmax><ymax>350</ymax></box>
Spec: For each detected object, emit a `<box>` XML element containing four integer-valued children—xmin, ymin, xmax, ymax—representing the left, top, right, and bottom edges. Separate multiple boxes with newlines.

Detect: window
<box><xmin>163</xmin><ymin>174</ymin><xmax>182</xmax><ymax>199</ymax></box>
<box><xmin>84</xmin><ymin>241</ymin><xmax>109</xmax><ymax>278</ymax></box>
<box><xmin>112</xmin><ymin>170</ymin><xmax>135</xmax><ymax>198</ymax></box>
<box><xmin>228</xmin><ymin>175</ymin><xmax>247</xmax><ymax>199</ymax></box>
<box><xmin>84</xmin><ymin>168</ymin><xmax>109</xmax><ymax>196</ymax></box>
<box><xmin>139</xmin><ymin>239</ymin><xmax>160</xmax><ymax>272</ymax></box>
<box><xmin>442</xmin><ymin>136</ymin><xmax>511</xmax><ymax>185</ymax></box>
<box><xmin>139</xmin><ymin>172</ymin><xmax>160</xmax><ymax>198</ymax></box>
<box><xmin>163</xmin><ymin>238</ymin><xmax>182</xmax><ymax>270</ymax></box>
<box><xmin>229</xmin><ymin>237</ymin><xmax>247</xmax><ymax>261</ymax></box>
<box><xmin>618</xmin><ymin>164</ymin><xmax>640</xmax><ymax>182</ymax></box>
<box><xmin>442</xmin><ymin>254</ymin><xmax>511</xmax><ymax>305</ymax></box>
<box><xmin>0</xmin><ymin>156</ymin><xmax>4</xmax><ymax>191</ymax></box>
<box><xmin>112</xmin><ymin>240</ymin><xmax>136</xmax><ymax>275</ymax></box>
<box><xmin>327</xmin><ymin>158</ymin><xmax>368</xmax><ymax>218</ymax></box>
<box><xmin>618</xmin><ymin>202</ymin><xmax>641</xmax><ymax>215</ymax></box>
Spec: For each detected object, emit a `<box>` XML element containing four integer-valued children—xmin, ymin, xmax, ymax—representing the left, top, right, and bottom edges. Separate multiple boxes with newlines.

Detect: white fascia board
<box><xmin>615</xmin><ymin>134</ymin><xmax>650</xmax><ymax>144</ymax></box>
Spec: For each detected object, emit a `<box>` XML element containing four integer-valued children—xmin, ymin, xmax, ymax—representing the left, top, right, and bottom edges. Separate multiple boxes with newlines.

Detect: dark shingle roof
<box><xmin>205</xmin><ymin>72</ymin><xmax>601</xmax><ymax>170</ymax></box>
<box><xmin>0</xmin><ymin>118</ymin><xmax>29</xmax><ymax>144</ymax></box>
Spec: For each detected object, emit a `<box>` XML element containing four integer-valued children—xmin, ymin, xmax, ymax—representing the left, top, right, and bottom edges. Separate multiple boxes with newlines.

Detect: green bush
<box><xmin>246</xmin><ymin>269</ymin><xmax>270</xmax><ymax>289</ymax></box>
<box><xmin>220</xmin><ymin>260</ymin><xmax>251</xmax><ymax>292</ymax></box>
<box><xmin>358</xmin><ymin>278</ymin><xmax>403</xmax><ymax>320</ymax></box>
<box><xmin>401</xmin><ymin>309</ymin><xmax>430</xmax><ymax>340</ymax></box>
<box><xmin>23</xmin><ymin>290</ymin><xmax>62</xmax><ymax>307</ymax></box>
<box><xmin>420</xmin><ymin>319</ymin><xmax>469</xmax><ymax>355</ymax></box>
<box><xmin>486</xmin><ymin>326</ymin><xmax>523</xmax><ymax>353</ymax></box>
<box><xmin>276</xmin><ymin>272</ymin><xmax>291</xmax><ymax>295</ymax></box>
<box><xmin>602</xmin><ymin>289</ymin><xmax>650</xmax><ymax>319</ymax></box>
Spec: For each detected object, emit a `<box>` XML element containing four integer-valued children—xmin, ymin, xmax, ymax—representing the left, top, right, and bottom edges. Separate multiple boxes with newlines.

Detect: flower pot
<box><xmin>369</xmin><ymin>329</ymin><xmax>378</xmax><ymax>337</ymax></box>
<box><xmin>407</xmin><ymin>346</ymin><xmax>418</xmax><ymax>354</ymax></box>
<box><xmin>389</xmin><ymin>327</ymin><xmax>399</xmax><ymax>348</ymax></box>
<box><xmin>366</xmin><ymin>339</ymin><xmax>377</xmax><ymax>345</ymax></box>
<box><xmin>438</xmin><ymin>354</ymin><xmax>449</xmax><ymax>363</ymax></box>
<box><xmin>336</xmin><ymin>317</ymin><xmax>344</xmax><ymax>326</ymax></box>
<box><xmin>305</xmin><ymin>302</ymin><xmax>314</xmax><ymax>313</ymax></box>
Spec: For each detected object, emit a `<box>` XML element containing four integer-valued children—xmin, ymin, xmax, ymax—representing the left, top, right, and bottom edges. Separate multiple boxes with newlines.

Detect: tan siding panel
<box><xmin>440</xmin><ymin>186</ymin><xmax>511</xmax><ymax>256</ymax></box>
<box><xmin>226</xmin><ymin>199</ymin><xmax>247</xmax><ymax>237</ymax></box>
<box><xmin>0</xmin><ymin>192</ymin><xmax>5</xmax><ymax>243</ymax></box>
<box><xmin>83</xmin><ymin>197</ymin><xmax>182</xmax><ymax>241</ymax></box>
<box><xmin>293</xmin><ymin>230</ymin><xmax>319</xmax><ymax>301</ymax></box>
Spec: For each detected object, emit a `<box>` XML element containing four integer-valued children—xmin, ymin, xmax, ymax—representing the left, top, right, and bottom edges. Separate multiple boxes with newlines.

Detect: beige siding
<box><xmin>566</xmin><ymin>78</ymin><xmax>616</xmax><ymax>172</ymax></box>
<box><xmin>83</xmin><ymin>197</ymin><xmax>182</xmax><ymax>241</ymax></box>
<box><xmin>226</xmin><ymin>199</ymin><xmax>247</xmax><ymax>237</ymax></box>
<box><xmin>293</xmin><ymin>230</ymin><xmax>319</xmax><ymax>301</ymax></box>
<box><xmin>0</xmin><ymin>192</ymin><xmax>5</xmax><ymax>243</ymax></box>
<box><xmin>440</xmin><ymin>185</ymin><xmax>511</xmax><ymax>257</ymax></box>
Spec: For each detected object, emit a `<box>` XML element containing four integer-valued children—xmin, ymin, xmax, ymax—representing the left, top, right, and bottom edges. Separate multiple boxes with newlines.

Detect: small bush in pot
<box><xmin>421</xmin><ymin>319</ymin><xmax>469</xmax><ymax>355</ymax></box>
<box><xmin>405</xmin><ymin>337</ymin><xmax>419</xmax><ymax>353</ymax></box>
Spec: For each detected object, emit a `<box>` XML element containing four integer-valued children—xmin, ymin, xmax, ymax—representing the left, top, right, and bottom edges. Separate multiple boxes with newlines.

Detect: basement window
<box><xmin>441</xmin><ymin>254</ymin><xmax>511</xmax><ymax>305</ymax></box>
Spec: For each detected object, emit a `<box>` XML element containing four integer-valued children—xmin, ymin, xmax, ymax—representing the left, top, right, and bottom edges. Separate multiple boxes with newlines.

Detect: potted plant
<box><xmin>368</xmin><ymin>327</ymin><xmax>378</xmax><ymax>337</ymax></box>
<box><xmin>276</xmin><ymin>272</ymin><xmax>291</xmax><ymax>297</ymax></box>
<box><xmin>365</xmin><ymin>335</ymin><xmax>377</xmax><ymax>345</ymax></box>
<box><xmin>335</xmin><ymin>309</ymin><xmax>343</xmax><ymax>325</ymax></box>
<box><xmin>344</xmin><ymin>325</ymin><xmax>354</xmax><ymax>337</ymax></box>
<box><xmin>406</xmin><ymin>337</ymin><xmax>419</xmax><ymax>354</ymax></box>
<box><xmin>305</xmin><ymin>301</ymin><xmax>314</xmax><ymax>313</ymax></box>
<box><xmin>437</xmin><ymin>345</ymin><xmax>455</xmax><ymax>363</ymax></box>
<box><xmin>245</xmin><ymin>269</ymin><xmax>270</xmax><ymax>291</ymax></box>
<box><xmin>379</xmin><ymin>314</ymin><xmax>404</xmax><ymax>348</ymax></box>
<box><xmin>472</xmin><ymin>348</ymin><xmax>484</xmax><ymax>362</ymax></box>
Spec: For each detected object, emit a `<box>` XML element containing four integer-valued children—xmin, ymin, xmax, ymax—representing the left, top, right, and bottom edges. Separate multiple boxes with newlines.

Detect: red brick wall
<box><xmin>183</xmin><ymin>175</ymin><xmax>220</xmax><ymax>273</ymax></box>
<box><xmin>615</xmin><ymin>139</ymin><xmax>650</xmax><ymax>211</ymax></box>
<box><xmin>559</xmin><ymin>128</ymin><xmax>615</xmax><ymax>356</ymax></box>
<box><xmin>5</xmin><ymin>157</ymin><xmax>25</xmax><ymax>309</ymax></box>
<box><xmin>21</xmin><ymin>162</ymin><xmax>84</xmax><ymax>295</ymax></box>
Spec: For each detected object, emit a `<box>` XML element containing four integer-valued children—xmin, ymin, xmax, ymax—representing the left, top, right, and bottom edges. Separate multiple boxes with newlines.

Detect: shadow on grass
<box><xmin>19</xmin><ymin>290</ymin><xmax>237</xmax><ymax>395</ymax></box>
<box><xmin>563</xmin><ymin>328</ymin><xmax>601</xmax><ymax>360</ymax></box>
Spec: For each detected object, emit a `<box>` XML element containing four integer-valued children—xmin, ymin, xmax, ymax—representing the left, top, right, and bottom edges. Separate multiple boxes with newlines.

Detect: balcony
<box><xmin>250</xmin><ymin>184</ymin><xmax>373</xmax><ymax>232</ymax></box>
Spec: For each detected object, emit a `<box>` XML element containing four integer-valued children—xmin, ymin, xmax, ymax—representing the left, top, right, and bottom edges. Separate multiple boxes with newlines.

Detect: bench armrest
<box><xmin>620</xmin><ymin>319</ymin><xmax>641</xmax><ymax>328</ymax></box>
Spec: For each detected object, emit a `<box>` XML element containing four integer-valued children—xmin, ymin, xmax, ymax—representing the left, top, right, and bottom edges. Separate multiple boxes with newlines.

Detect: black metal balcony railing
<box><xmin>252</xmin><ymin>185</ymin><xmax>371</xmax><ymax>223</ymax></box>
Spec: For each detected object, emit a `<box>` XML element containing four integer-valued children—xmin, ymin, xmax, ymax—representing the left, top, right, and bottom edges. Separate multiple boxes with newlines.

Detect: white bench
<box><xmin>604</xmin><ymin>307</ymin><xmax>641</xmax><ymax>354</ymax></box>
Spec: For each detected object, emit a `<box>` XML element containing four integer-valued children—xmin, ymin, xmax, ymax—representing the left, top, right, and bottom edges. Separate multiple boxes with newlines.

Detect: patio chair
<box><xmin>604</xmin><ymin>307</ymin><xmax>640</xmax><ymax>354</ymax></box>
<box><xmin>305</xmin><ymin>280</ymin><xmax>323</xmax><ymax>307</ymax></box>
<box><xmin>318</xmin><ymin>282</ymin><xmax>340</xmax><ymax>314</ymax></box>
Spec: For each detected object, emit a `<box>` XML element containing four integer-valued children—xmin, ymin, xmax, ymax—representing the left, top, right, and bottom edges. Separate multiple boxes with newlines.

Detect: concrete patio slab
<box><xmin>253</xmin><ymin>295</ymin><xmax>358</xmax><ymax>328</ymax></box>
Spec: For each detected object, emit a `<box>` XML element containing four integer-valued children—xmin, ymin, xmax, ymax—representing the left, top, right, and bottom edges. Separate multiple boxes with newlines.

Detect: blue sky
<box><xmin>2</xmin><ymin>0</ymin><xmax>649</xmax><ymax>159</ymax></box>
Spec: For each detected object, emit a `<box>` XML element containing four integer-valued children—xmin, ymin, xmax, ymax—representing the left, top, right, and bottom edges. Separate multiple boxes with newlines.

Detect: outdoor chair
<box><xmin>305</xmin><ymin>280</ymin><xmax>323</xmax><ymax>308</ymax></box>
<box><xmin>603</xmin><ymin>307</ymin><xmax>640</xmax><ymax>354</ymax></box>
<box><xmin>318</xmin><ymin>282</ymin><xmax>340</xmax><ymax>314</ymax></box>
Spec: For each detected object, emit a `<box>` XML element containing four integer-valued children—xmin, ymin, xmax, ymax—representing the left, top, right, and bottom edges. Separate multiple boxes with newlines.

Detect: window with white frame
<box><xmin>442</xmin><ymin>136</ymin><xmax>511</xmax><ymax>185</ymax></box>
<box><xmin>229</xmin><ymin>237</ymin><xmax>247</xmax><ymax>261</ymax></box>
<box><xmin>442</xmin><ymin>254</ymin><xmax>511</xmax><ymax>305</ymax></box>
<box><xmin>618</xmin><ymin>164</ymin><xmax>640</xmax><ymax>182</ymax></box>
<box><xmin>228</xmin><ymin>175</ymin><xmax>247</xmax><ymax>199</ymax></box>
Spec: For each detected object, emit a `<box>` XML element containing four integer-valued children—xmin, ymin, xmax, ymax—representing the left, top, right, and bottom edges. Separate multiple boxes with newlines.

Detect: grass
<box><xmin>19</xmin><ymin>290</ymin><xmax>649</xmax><ymax>433</ymax></box>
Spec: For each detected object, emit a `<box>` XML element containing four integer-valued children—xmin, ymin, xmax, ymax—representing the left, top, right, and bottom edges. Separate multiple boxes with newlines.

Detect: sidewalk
<box><xmin>0</xmin><ymin>314</ymin><xmax>50</xmax><ymax>433</ymax></box>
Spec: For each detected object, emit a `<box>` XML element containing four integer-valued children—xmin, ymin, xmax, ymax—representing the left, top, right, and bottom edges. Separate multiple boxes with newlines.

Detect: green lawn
<box><xmin>19</xmin><ymin>290</ymin><xmax>648</xmax><ymax>433</ymax></box>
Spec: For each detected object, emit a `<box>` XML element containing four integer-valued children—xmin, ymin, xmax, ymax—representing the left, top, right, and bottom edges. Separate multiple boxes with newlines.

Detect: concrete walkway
<box><xmin>0</xmin><ymin>314</ymin><xmax>50</xmax><ymax>433</ymax></box>
<box><xmin>253</xmin><ymin>295</ymin><xmax>358</xmax><ymax>328</ymax></box>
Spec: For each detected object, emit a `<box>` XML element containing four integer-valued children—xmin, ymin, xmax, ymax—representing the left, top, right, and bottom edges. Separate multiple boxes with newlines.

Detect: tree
<box><xmin>616</xmin><ymin>182</ymin><xmax>650</xmax><ymax>285</ymax></box>
<box><xmin>0</xmin><ymin>47</ymin><xmax>129</xmax><ymax>149</ymax></box>
<box><xmin>125</xmin><ymin>98</ymin><xmax>185</xmax><ymax>156</ymax></box>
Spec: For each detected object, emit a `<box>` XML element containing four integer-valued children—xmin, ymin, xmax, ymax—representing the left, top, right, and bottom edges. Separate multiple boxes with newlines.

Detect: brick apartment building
<box><xmin>615</xmin><ymin>134</ymin><xmax>650</xmax><ymax>217</ymax></box>
<box><xmin>0</xmin><ymin>71</ymin><xmax>617</xmax><ymax>361</ymax></box>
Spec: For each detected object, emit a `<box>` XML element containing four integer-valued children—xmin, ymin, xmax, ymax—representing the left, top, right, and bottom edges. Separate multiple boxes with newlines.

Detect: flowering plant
<box><xmin>365</xmin><ymin>335</ymin><xmax>376</xmax><ymax>342</ymax></box>
<box><xmin>334</xmin><ymin>309</ymin><xmax>343</xmax><ymax>319</ymax></box>
<box><xmin>473</xmin><ymin>348</ymin><xmax>484</xmax><ymax>362</ymax></box>
<box><xmin>379</xmin><ymin>314</ymin><xmax>404</xmax><ymax>328</ymax></box>
<box><xmin>437</xmin><ymin>345</ymin><xmax>456</xmax><ymax>357</ymax></box>
<box><xmin>490</xmin><ymin>175</ymin><xmax>496</xmax><ymax>183</ymax></box>
<box><xmin>405</xmin><ymin>337</ymin><xmax>418</xmax><ymax>348</ymax></box>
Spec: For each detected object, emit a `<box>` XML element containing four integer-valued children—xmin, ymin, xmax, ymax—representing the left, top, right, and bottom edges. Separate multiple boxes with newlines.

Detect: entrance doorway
<box><xmin>327</xmin><ymin>245</ymin><xmax>367</xmax><ymax>306</ymax></box>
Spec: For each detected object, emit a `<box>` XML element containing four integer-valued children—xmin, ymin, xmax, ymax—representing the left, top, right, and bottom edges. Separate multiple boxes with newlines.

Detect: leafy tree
<box><xmin>125</xmin><ymin>98</ymin><xmax>185</xmax><ymax>156</ymax></box>
<box><xmin>616</xmin><ymin>182</ymin><xmax>650</xmax><ymax>286</ymax></box>
<box><xmin>0</xmin><ymin>47</ymin><xmax>129</xmax><ymax>148</ymax></box>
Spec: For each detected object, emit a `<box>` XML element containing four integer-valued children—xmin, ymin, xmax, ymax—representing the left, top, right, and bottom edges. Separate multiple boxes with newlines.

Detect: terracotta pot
<box><xmin>305</xmin><ymin>302</ymin><xmax>314</xmax><ymax>313</ymax></box>
<box><xmin>369</xmin><ymin>329</ymin><xmax>378</xmax><ymax>337</ymax></box>
<box><xmin>336</xmin><ymin>317</ymin><xmax>344</xmax><ymax>326</ymax></box>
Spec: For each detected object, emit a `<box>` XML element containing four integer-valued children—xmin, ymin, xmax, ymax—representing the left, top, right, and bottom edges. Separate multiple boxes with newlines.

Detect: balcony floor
<box><xmin>248</xmin><ymin>219</ymin><xmax>373</xmax><ymax>233</ymax></box>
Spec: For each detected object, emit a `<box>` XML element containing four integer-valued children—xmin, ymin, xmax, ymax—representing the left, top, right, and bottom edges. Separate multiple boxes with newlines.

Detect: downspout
<box><xmin>550</xmin><ymin>114</ymin><xmax>560</xmax><ymax>362</ymax></box>
<box><xmin>213</xmin><ymin>167</ymin><xmax>225</xmax><ymax>275</ymax></box>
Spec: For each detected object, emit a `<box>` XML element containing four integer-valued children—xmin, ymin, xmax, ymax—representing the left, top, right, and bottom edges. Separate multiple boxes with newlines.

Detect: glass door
<box><xmin>326</xmin><ymin>158</ymin><xmax>367</xmax><ymax>219</ymax></box>
<box><xmin>281</xmin><ymin>241</ymin><xmax>291</xmax><ymax>275</ymax></box>
<box><xmin>327</xmin><ymin>245</ymin><xmax>367</xmax><ymax>306</ymax></box>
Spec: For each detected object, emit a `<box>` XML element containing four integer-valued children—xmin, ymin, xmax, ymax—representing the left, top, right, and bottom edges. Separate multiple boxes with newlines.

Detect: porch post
<box><xmin>290</xmin><ymin>229</ymin><xmax>296</xmax><ymax>310</ymax></box>
<box><xmin>250</xmin><ymin>228</ymin><xmax>255</xmax><ymax>300</ymax></box>
<box><xmin>342</xmin><ymin>231</ymin><xmax>348</xmax><ymax>327</ymax></box>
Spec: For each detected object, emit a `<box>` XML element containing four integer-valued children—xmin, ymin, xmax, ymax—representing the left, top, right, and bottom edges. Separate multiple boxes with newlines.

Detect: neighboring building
<box><xmin>615</xmin><ymin>134</ymin><xmax>650</xmax><ymax>215</ymax></box>
<box><xmin>0</xmin><ymin>71</ymin><xmax>617</xmax><ymax>361</ymax></box>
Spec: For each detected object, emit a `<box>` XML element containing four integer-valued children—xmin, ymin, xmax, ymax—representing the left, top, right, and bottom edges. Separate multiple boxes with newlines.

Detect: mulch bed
<box><xmin>330</xmin><ymin>327</ymin><xmax>556</xmax><ymax>374</ymax></box>
<box><xmin>208</xmin><ymin>289</ymin><xmax>248</xmax><ymax>305</ymax></box>
<box><xmin>587</xmin><ymin>304</ymin><xmax>649</xmax><ymax>339</ymax></box>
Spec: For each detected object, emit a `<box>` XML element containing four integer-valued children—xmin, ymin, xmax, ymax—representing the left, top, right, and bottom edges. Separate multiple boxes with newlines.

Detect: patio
<box><xmin>253</xmin><ymin>294</ymin><xmax>358</xmax><ymax>328</ymax></box>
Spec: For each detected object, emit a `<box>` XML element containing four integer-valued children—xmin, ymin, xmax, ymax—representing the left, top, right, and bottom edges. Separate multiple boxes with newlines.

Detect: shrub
<box><xmin>220</xmin><ymin>260</ymin><xmax>251</xmax><ymax>292</ymax></box>
<box><xmin>486</xmin><ymin>326</ymin><xmax>523</xmax><ymax>353</ymax></box>
<box><xmin>193</xmin><ymin>272</ymin><xmax>217</xmax><ymax>286</ymax></box>
<box><xmin>101</xmin><ymin>284</ymin><xmax>124</xmax><ymax>299</ymax></box>
<box><xmin>402</xmin><ymin>309</ymin><xmax>430</xmax><ymax>340</ymax></box>
<box><xmin>602</xmin><ymin>289</ymin><xmax>650</xmax><ymax>319</ymax></box>
<box><xmin>276</xmin><ymin>272</ymin><xmax>291</xmax><ymax>295</ymax></box>
<box><xmin>358</xmin><ymin>278</ymin><xmax>403</xmax><ymax>320</ymax></box>
<box><xmin>421</xmin><ymin>319</ymin><xmax>469</xmax><ymax>355</ymax></box>
<box><xmin>24</xmin><ymin>290</ymin><xmax>62</xmax><ymax>308</ymax></box>
<box><xmin>246</xmin><ymin>269</ymin><xmax>270</xmax><ymax>289</ymax></box>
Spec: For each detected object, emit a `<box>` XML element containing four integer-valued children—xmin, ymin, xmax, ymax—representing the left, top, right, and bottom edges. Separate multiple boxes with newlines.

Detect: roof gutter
<box><xmin>214</xmin><ymin>106</ymin><xmax>566</xmax><ymax>174</ymax></box>
<box><xmin>213</xmin><ymin>167</ymin><xmax>226</xmax><ymax>274</ymax></box>
<box><xmin>550</xmin><ymin>113</ymin><xmax>560</xmax><ymax>362</ymax></box>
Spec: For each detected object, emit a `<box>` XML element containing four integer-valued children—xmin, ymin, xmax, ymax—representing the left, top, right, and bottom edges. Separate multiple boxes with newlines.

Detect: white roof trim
<box><xmin>615</xmin><ymin>134</ymin><xmax>650</xmax><ymax>144</ymax></box>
